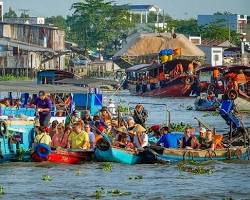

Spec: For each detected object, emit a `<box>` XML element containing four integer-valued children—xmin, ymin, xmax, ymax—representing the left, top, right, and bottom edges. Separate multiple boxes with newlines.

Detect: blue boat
<box><xmin>0</xmin><ymin>118</ymin><xmax>35</xmax><ymax>162</ymax></box>
<box><xmin>95</xmin><ymin>146</ymin><xmax>142</xmax><ymax>165</ymax></box>
<box><xmin>155</xmin><ymin>147</ymin><xmax>250</xmax><ymax>162</ymax></box>
<box><xmin>0</xmin><ymin>81</ymin><xmax>104</xmax><ymax>162</ymax></box>
<box><xmin>194</xmin><ymin>97</ymin><xmax>220</xmax><ymax>111</ymax></box>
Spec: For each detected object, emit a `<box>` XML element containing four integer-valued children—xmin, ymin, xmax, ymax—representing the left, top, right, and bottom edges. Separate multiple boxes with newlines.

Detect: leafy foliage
<box><xmin>3</xmin><ymin>7</ymin><xmax>17</xmax><ymax>18</ymax></box>
<box><xmin>68</xmin><ymin>0</ymin><xmax>134</xmax><ymax>53</ymax></box>
<box><xmin>177</xmin><ymin>161</ymin><xmax>214</xmax><ymax>175</ymax></box>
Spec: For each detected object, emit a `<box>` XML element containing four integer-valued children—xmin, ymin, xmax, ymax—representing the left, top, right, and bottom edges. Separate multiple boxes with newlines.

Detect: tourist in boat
<box><xmin>100</xmin><ymin>107</ymin><xmax>112</xmax><ymax>127</ymax></box>
<box><xmin>71</xmin><ymin>110</ymin><xmax>82</xmax><ymax>123</ymax></box>
<box><xmin>113</xmin><ymin>127</ymin><xmax>133</xmax><ymax>149</ymax></box>
<box><xmin>49</xmin><ymin>120</ymin><xmax>59</xmax><ymax>138</ymax></box>
<box><xmin>156</xmin><ymin>126</ymin><xmax>182</xmax><ymax>148</ymax></box>
<box><xmin>68</xmin><ymin>122</ymin><xmax>90</xmax><ymax>150</ymax></box>
<box><xmin>51</xmin><ymin>123</ymin><xmax>68</xmax><ymax>148</ymax></box>
<box><xmin>179</xmin><ymin>127</ymin><xmax>199</xmax><ymax>149</ymax></box>
<box><xmin>84</xmin><ymin>123</ymin><xmax>95</xmax><ymax>150</ymax></box>
<box><xmin>133</xmin><ymin>104</ymin><xmax>148</xmax><ymax>128</ymax></box>
<box><xmin>127</xmin><ymin>117</ymin><xmax>135</xmax><ymax>131</ymax></box>
<box><xmin>236</xmin><ymin>70</ymin><xmax>247</xmax><ymax>92</ymax></box>
<box><xmin>82</xmin><ymin>110</ymin><xmax>93</xmax><ymax>124</ymax></box>
<box><xmin>34</xmin><ymin>91</ymin><xmax>52</xmax><ymax>126</ymax></box>
<box><xmin>199</xmin><ymin>130</ymin><xmax>215</xmax><ymax>151</ymax></box>
<box><xmin>132</xmin><ymin>124</ymin><xmax>148</xmax><ymax>150</ymax></box>
<box><xmin>197</xmin><ymin>127</ymin><xmax>207</xmax><ymax>146</ymax></box>
<box><xmin>207</xmin><ymin>91</ymin><xmax>216</xmax><ymax>101</ymax></box>
<box><xmin>34</xmin><ymin>126</ymin><xmax>52</xmax><ymax>146</ymax></box>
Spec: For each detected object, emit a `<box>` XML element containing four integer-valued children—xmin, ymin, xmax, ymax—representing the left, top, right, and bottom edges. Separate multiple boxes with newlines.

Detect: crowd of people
<box><xmin>33</xmin><ymin>92</ymin><xmax>223</xmax><ymax>153</ymax></box>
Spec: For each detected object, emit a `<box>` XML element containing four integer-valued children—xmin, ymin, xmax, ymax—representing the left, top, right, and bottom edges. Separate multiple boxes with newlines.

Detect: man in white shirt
<box><xmin>132</xmin><ymin>124</ymin><xmax>148</xmax><ymax>150</ymax></box>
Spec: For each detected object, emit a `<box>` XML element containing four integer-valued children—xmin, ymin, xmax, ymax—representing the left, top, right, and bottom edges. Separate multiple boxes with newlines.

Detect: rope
<box><xmin>205</xmin><ymin>150</ymin><xmax>216</xmax><ymax>160</ymax></box>
<box><xmin>183</xmin><ymin>151</ymin><xmax>194</xmax><ymax>161</ymax></box>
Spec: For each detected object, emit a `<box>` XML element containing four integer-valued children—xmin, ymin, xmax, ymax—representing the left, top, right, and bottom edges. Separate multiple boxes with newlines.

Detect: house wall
<box><xmin>199</xmin><ymin>46</ymin><xmax>223</xmax><ymax>66</ymax></box>
<box><xmin>0</xmin><ymin>23</ymin><xmax>65</xmax><ymax>51</ymax></box>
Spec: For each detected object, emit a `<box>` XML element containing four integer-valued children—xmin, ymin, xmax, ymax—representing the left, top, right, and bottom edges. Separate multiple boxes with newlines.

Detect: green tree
<box><xmin>20</xmin><ymin>12</ymin><xmax>29</xmax><ymax>18</ymax></box>
<box><xmin>69</xmin><ymin>0</ymin><xmax>134</xmax><ymax>54</ymax></box>
<box><xmin>45</xmin><ymin>16</ymin><xmax>67</xmax><ymax>30</ymax></box>
<box><xmin>3</xmin><ymin>7</ymin><xmax>17</xmax><ymax>18</ymax></box>
<box><xmin>168</xmin><ymin>18</ymin><xmax>201</xmax><ymax>36</ymax></box>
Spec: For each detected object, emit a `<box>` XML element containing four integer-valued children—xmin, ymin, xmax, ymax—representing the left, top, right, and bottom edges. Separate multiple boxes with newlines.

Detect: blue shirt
<box><xmin>157</xmin><ymin>133</ymin><xmax>183</xmax><ymax>148</ymax></box>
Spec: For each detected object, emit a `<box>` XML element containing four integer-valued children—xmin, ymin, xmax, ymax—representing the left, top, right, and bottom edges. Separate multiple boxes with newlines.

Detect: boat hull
<box><xmin>234</xmin><ymin>96</ymin><xmax>250</xmax><ymax>112</ymax></box>
<box><xmin>128</xmin><ymin>75</ymin><xmax>196</xmax><ymax>97</ymax></box>
<box><xmin>0</xmin><ymin>119</ymin><xmax>34</xmax><ymax>162</ymax></box>
<box><xmin>158</xmin><ymin>147</ymin><xmax>249</xmax><ymax>162</ymax></box>
<box><xmin>194</xmin><ymin>98</ymin><xmax>220</xmax><ymax>111</ymax></box>
<box><xmin>32</xmin><ymin>149</ymin><xmax>94</xmax><ymax>164</ymax></box>
<box><xmin>95</xmin><ymin>146</ymin><xmax>141</xmax><ymax>165</ymax></box>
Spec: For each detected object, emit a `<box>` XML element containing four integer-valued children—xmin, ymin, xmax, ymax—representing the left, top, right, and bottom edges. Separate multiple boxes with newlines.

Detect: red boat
<box><xmin>32</xmin><ymin>144</ymin><xmax>94</xmax><ymax>164</ymax></box>
<box><xmin>126</xmin><ymin>59</ymin><xmax>198</xmax><ymax>97</ymax></box>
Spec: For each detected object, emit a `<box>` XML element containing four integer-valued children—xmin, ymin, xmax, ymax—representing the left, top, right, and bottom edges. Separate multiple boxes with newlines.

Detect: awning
<box><xmin>0</xmin><ymin>38</ymin><xmax>55</xmax><ymax>53</ymax></box>
<box><xmin>54</xmin><ymin>78</ymin><xmax>119</xmax><ymax>87</ymax></box>
<box><xmin>0</xmin><ymin>81</ymin><xmax>89</xmax><ymax>93</ymax></box>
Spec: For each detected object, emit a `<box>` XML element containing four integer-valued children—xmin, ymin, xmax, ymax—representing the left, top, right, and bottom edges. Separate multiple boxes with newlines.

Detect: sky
<box><xmin>2</xmin><ymin>0</ymin><xmax>250</xmax><ymax>19</ymax></box>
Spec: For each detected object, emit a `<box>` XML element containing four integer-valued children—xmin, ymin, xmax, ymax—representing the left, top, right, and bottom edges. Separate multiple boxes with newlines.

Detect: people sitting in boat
<box><xmin>71</xmin><ymin>110</ymin><xmax>82</xmax><ymax>123</ymax></box>
<box><xmin>207</xmin><ymin>91</ymin><xmax>216</xmax><ymax>101</ymax></box>
<box><xmin>213</xmin><ymin>67</ymin><xmax>220</xmax><ymax>83</ymax></box>
<box><xmin>34</xmin><ymin>91</ymin><xmax>52</xmax><ymax>126</ymax></box>
<box><xmin>51</xmin><ymin>123</ymin><xmax>68</xmax><ymax>148</ymax></box>
<box><xmin>82</xmin><ymin>110</ymin><xmax>92</xmax><ymax>124</ymax></box>
<box><xmin>197</xmin><ymin>127</ymin><xmax>207</xmax><ymax>146</ymax></box>
<box><xmin>171</xmin><ymin>62</ymin><xmax>184</xmax><ymax>78</ymax></box>
<box><xmin>84</xmin><ymin>123</ymin><xmax>95</xmax><ymax>150</ymax></box>
<box><xmin>236</xmin><ymin>70</ymin><xmax>247</xmax><ymax>92</ymax></box>
<box><xmin>132</xmin><ymin>124</ymin><xmax>148</xmax><ymax>150</ymax></box>
<box><xmin>199</xmin><ymin>130</ymin><xmax>215</xmax><ymax>151</ymax></box>
<box><xmin>179</xmin><ymin>127</ymin><xmax>199</xmax><ymax>149</ymax></box>
<box><xmin>34</xmin><ymin>126</ymin><xmax>52</xmax><ymax>146</ymax></box>
<box><xmin>187</xmin><ymin>61</ymin><xmax>194</xmax><ymax>75</ymax></box>
<box><xmin>67</xmin><ymin>122</ymin><xmax>90</xmax><ymax>150</ymax></box>
<box><xmin>127</xmin><ymin>117</ymin><xmax>136</xmax><ymax>132</ymax></box>
<box><xmin>100</xmin><ymin>107</ymin><xmax>112</xmax><ymax>127</ymax></box>
<box><xmin>49</xmin><ymin>120</ymin><xmax>59</xmax><ymax>138</ymax></box>
<box><xmin>133</xmin><ymin>104</ymin><xmax>148</xmax><ymax>128</ymax></box>
<box><xmin>113</xmin><ymin>127</ymin><xmax>134</xmax><ymax>150</ymax></box>
<box><xmin>0</xmin><ymin>98</ymin><xmax>10</xmax><ymax>107</ymax></box>
<box><xmin>156</xmin><ymin>126</ymin><xmax>182</xmax><ymax>148</ymax></box>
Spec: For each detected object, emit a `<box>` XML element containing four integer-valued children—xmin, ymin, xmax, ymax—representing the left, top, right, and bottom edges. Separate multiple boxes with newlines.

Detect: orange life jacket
<box><xmin>213</xmin><ymin>69</ymin><xmax>220</xmax><ymax>79</ymax></box>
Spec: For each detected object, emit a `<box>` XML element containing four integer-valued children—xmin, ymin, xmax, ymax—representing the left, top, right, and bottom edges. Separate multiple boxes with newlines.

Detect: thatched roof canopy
<box><xmin>114</xmin><ymin>33</ymin><xmax>205</xmax><ymax>58</ymax></box>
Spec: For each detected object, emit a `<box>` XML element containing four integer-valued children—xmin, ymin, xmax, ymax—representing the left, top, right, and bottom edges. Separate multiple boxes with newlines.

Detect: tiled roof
<box><xmin>200</xmin><ymin>39</ymin><xmax>233</xmax><ymax>47</ymax></box>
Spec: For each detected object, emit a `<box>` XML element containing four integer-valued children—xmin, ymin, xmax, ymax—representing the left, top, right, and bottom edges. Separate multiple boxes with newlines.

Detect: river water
<box><xmin>1</xmin><ymin>94</ymin><xmax>250</xmax><ymax>200</ymax></box>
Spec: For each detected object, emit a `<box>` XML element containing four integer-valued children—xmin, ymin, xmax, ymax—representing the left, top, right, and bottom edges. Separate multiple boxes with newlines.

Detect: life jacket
<box><xmin>237</xmin><ymin>73</ymin><xmax>247</xmax><ymax>84</ymax></box>
<box><xmin>159</xmin><ymin>72</ymin><xmax>165</xmax><ymax>81</ymax></box>
<box><xmin>213</xmin><ymin>69</ymin><xmax>220</xmax><ymax>79</ymax></box>
<box><xmin>182</xmin><ymin>136</ymin><xmax>193</xmax><ymax>148</ymax></box>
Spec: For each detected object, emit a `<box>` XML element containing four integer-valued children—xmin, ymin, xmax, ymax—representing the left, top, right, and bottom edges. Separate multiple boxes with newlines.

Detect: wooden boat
<box><xmin>32</xmin><ymin>145</ymin><xmax>94</xmax><ymax>164</ymax></box>
<box><xmin>126</xmin><ymin>59</ymin><xmax>198</xmax><ymax>97</ymax></box>
<box><xmin>234</xmin><ymin>90</ymin><xmax>250</xmax><ymax>112</ymax></box>
<box><xmin>223</xmin><ymin>65</ymin><xmax>250</xmax><ymax>112</ymax></box>
<box><xmin>95</xmin><ymin>145</ymin><xmax>141</xmax><ymax>165</ymax></box>
<box><xmin>156</xmin><ymin>147</ymin><xmax>249</xmax><ymax>162</ymax></box>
